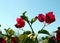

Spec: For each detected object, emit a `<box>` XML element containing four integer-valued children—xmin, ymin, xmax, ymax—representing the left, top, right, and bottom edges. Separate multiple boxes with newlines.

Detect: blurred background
<box><xmin>0</xmin><ymin>0</ymin><xmax>60</xmax><ymax>37</ymax></box>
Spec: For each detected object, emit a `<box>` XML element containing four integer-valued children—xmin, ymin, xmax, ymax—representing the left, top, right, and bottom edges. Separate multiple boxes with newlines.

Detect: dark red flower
<box><xmin>11</xmin><ymin>37</ymin><xmax>17</xmax><ymax>43</ymax></box>
<box><xmin>15</xmin><ymin>17</ymin><xmax>25</xmax><ymax>28</ymax></box>
<box><xmin>45</xmin><ymin>12</ymin><xmax>55</xmax><ymax>24</ymax></box>
<box><xmin>37</xmin><ymin>14</ymin><xmax>45</xmax><ymax>22</ymax></box>
<box><xmin>0</xmin><ymin>38</ymin><xmax>6</xmax><ymax>43</ymax></box>
<box><xmin>48</xmin><ymin>36</ymin><xmax>56</xmax><ymax>43</ymax></box>
<box><xmin>56</xmin><ymin>27</ymin><xmax>60</xmax><ymax>41</ymax></box>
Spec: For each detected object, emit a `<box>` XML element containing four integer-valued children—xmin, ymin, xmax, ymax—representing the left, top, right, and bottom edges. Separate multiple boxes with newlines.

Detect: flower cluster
<box><xmin>37</xmin><ymin>12</ymin><xmax>55</xmax><ymax>24</ymax></box>
<box><xmin>15</xmin><ymin>12</ymin><xmax>55</xmax><ymax>29</ymax></box>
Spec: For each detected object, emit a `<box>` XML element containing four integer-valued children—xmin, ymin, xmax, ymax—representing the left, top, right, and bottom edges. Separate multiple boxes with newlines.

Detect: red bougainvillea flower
<box><xmin>48</xmin><ymin>36</ymin><xmax>56</xmax><ymax>43</ymax></box>
<box><xmin>11</xmin><ymin>37</ymin><xmax>17</xmax><ymax>43</ymax></box>
<box><xmin>15</xmin><ymin>17</ymin><xmax>25</xmax><ymax>28</ymax></box>
<box><xmin>0</xmin><ymin>38</ymin><xmax>6</xmax><ymax>43</ymax></box>
<box><xmin>45</xmin><ymin>12</ymin><xmax>55</xmax><ymax>24</ymax></box>
<box><xmin>56</xmin><ymin>27</ymin><xmax>60</xmax><ymax>41</ymax></box>
<box><xmin>37</xmin><ymin>14</ymin><xmax>45</xmax><ymax>22</ymax></box>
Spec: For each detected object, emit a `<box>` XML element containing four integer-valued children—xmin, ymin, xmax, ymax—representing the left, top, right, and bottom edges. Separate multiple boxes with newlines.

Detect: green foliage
<box><xmin>23</xmin><ymin>37</ymin><xmax>36</xmax><ymax>43</ymax></box>
<box><xmin>19</xmin><ymin>34</ymin><xmax>27</xmax><ymax>43</ymax></box>
<box><xmin>42</xmin><ymin>37</ymin><xmax>45</xmax><ymax>40</ymax></box>
<box><xmin>23</xmin><ymin>31</ymin><xmax>31</xmax><ymax>35</ymax></box>
<box><xmin>21</xmin><ymin>11</ymin><xmax>29</xmax><ymax>23</ymax></box>
<box><xmin>4</xmin><ymin>28</ymin><xmax>15</xmax><ymax>36</ymax></box>
<box><xmin>53</xmin><ymin>30</ymin><xmax>58</xmax><ymax>33</ymax></box>
<box><xmin>19</xmin><ymin>33</ymin><xmax>37</xmax><ymax>43</ymax></box>
<box><xmin>0</xmin><ymin>31</ymin><xmax>2</xmax><ymax>34</ymax></box>
<box><xmin>0</xmin><ymin>31</ymin><xmax>3</xmax><ymax>37</ymax></box>
<box><xmin>8</xmin><ymin>29</ymin><xmax>15</xmax><ymax>35</ymax></box>
<box><xmin>0</xmin><ymin>24</ymin><xmax>1</xmax><ymax>27</ymax></box>
<box><xmin>22</xmin><ymin>11</ymin><xmax>27</xmax><ymax>16</ymax></box>
<box><xmin>31</xmin><ymin>17</ymin><xmax>37</xmax><ymax>24</ymax></box>
<box><xmin>38</xmin><ymin>29</ymin><xmax>50</xmax><ymax>36</ymax></box>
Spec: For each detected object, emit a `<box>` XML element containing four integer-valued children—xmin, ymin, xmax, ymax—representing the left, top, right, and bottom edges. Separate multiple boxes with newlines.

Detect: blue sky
<box><xmin>0</xmin><ymin>0</ymin><xmax>60</xmax><ymax>35</ymax></box>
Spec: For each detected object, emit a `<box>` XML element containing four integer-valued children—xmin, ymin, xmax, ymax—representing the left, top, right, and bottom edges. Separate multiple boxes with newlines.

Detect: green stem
<box><xmin>41</xmin><ymin>24</ymin><xmax>47</xmax><ymax>30</ymax></box>
<box><xmin>28</xmin><ymin>22</ymin><xmax>35</xmax><ymax>33</ymax></box>
<box><xmin>28</xmin><ymin>22</ymin><xmax>39</xmax><ymax>43</ymax></box>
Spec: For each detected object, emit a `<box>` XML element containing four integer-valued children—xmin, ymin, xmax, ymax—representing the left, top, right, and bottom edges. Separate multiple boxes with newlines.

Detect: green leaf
<box><xmin>21</xmin><ymin>11</ymin><xmax>29</xmax><ymax>23</ymax></box>
<box><xmin>4</xmin><ymin>28</ymin><xmax>10</xmax><ymax>34</ymax></box>
<box><xmin>8</xmin><ymin>29</ymin><xmax>15</xmax><ymax>35</ymax></box>
<box><xmin>42</xmin><ymin>37</ymin><xmax>45</xmax><ymax>40</ymax></box>
<box><xmin>22</xmin><ymin>11</ymin><xmax>27</xmax><ymax>16</ymax></box>
<box><xmin>53</xmin><ymin>30</ymin><xmax>58</xmax><ymax>33</ymax></box>
<box><xmin>4</xmin><ymin>28</ymin><xmax>15</xmax><ymax>36</ymax></box>
<box><xmin>38</xmin><ymin>29</ymin><xmax>50</xmax><ymax>35</ymax></box>
<box><xmin>31</xmin><ymin>17</ymin><xmax>37</xmax><ymax>24</ymax></box>
<box><xmin>0</xmin><ymin>24</ymin><xmax>1</xmax><ymax>27</ymax></box>
<box><xmin>23</xmin><ymin>37</ymin><xmax>35</xmax><ymax>43</ymax></box>
<box><xmin>19</xmin><ymin>34</ymin><xmax>27</xmax><ymax>42</ymax></box>
<box><xmin>0</xmin><ymin>31</ymin><xmax>2</xmax><ymax>34</ymax></box>
<box><xmin>23</xmin><ymin>31</ymin><xmax>31</xmax><ymax>35</ymax></box>
<box><xmin>45</xmin><ymin>36</ymin><xmax>49</xmax><ymax>39</ymax></box>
